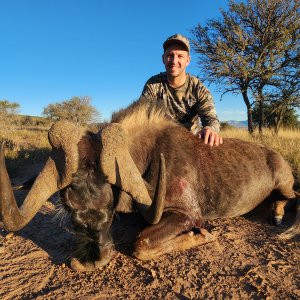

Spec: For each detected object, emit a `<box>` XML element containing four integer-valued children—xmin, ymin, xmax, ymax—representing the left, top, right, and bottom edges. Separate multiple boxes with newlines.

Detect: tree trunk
<box><xmin>273</xmin><ymin>107</ymin><xmax>285</xmax><ymax>135</ymax></box>
<box><xmin>258</xmin><ymin>99</ymin><xmax>264</xmax><ymax>135</ymax></box>
<box><xmin>241</xmin><ymin>90</ymin><xmax>254</xmax><ymax>134</ymax></box>
<box><xmin>257</xmin><ymin>87</ymin><xmax>264</xmax><ymax>135</ymax></box>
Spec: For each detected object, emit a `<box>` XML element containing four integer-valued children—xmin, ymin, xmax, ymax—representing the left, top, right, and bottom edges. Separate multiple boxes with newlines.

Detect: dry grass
<box><xmin>0</xmin><ymin>125</ymin><xmax>51</xmax><ymax>176</ymax></box>
<box><xmin>0</xmin><ymin>127</ymin><xmax>50</xmax><ymax>150</ymax></box>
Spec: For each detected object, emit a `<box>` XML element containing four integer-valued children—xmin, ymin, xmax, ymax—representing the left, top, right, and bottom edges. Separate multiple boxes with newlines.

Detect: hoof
<box><xmin>273</xmin><ymin>215</ymin><xmax>283</xmax><ymax>226</ymax></box>
<box><xmin>133</xmin><ymin>238</ymin><xmax>152</xmax><ymax>261</ymax></box>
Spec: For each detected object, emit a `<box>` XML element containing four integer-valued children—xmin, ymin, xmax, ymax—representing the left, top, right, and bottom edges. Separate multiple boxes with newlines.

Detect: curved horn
<box><xmin>100</xmin><ymin>124</ymin><xmax>166</xmax><ymax>224</ymax></box>
<box><xmin>0</xmin><ymin>144</ymin><xmax>59</xmax><ymax>231</ymax></box>
<box><xmin>48</xmin><ymin>120</ymin><xmax>84</xmax><ymax>188</ymax></box>
<box><xmin>139</xmin><ymin>153</ymin><xmax>166</xmax><ymax>224</ymax></box>
<box><xmin>0</xmin><ymin>121</ymin><xmax>83</xmax><ymax>231</ymax></box>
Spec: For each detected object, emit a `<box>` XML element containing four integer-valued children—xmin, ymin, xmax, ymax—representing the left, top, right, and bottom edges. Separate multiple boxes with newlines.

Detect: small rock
<box><xmin>150</xmin><ymin>269</ymin><xmax>156</xmax><ymax>278</ymax></box>
<box><xmin>6</xmin><ymin>232</ymin><xmax>14</xmax><ymax>239</ymax></box>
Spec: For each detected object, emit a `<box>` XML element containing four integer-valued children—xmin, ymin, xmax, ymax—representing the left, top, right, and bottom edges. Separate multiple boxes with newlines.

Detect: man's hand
<box><xmin>200</xmin><ymin>128</ymin><xmax>223</xmax><ymax>146</ymax></box>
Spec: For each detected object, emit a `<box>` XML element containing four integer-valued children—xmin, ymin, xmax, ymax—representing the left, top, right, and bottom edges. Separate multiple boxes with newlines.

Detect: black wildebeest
<box><xmin>0</xmin><ymin>100</ymin><xmax>299</xmax><ymax>271</ymax></box>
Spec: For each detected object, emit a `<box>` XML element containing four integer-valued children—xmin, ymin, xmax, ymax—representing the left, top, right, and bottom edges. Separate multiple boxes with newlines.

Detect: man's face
<box><xmin>162</xmin><ymin>43</ymin><xmax>191</xmax><ymax>78</ymax></box>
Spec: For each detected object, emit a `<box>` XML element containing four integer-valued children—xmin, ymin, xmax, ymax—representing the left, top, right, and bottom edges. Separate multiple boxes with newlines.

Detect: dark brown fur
<box><xmin>65</xmin><ymin>101</ymin><xmax>298</xmax><ymax>268</ymax></box>
<box><xmin>5</xmin><ymin>100</ymin><xmax>299</xmax><ymax>270</ymax></box>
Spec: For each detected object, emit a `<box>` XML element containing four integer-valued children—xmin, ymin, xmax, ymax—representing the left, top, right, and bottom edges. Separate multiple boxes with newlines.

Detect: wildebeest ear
<box><xmin>100</xmin><ymin>123</ymin><xmax>152</xmax><ymax>206</ymax></box>
<box><xmin>48</xmin><ymin>120</ymin><xmax>84</xmax><ymax>188</ymax></box>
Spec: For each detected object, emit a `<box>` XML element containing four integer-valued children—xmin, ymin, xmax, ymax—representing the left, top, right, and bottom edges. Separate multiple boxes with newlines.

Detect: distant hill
<box><xmin>226</xmin><ymin>120</ymin><xmax>248</xmax><ymax>128</ymax></box>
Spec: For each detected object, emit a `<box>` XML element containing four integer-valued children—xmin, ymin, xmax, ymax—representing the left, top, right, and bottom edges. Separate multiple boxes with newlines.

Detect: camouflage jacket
<box><xmin>141</xmin><ymin>72</ymin><xmax>220</xmax><ymax>133</ymax></box>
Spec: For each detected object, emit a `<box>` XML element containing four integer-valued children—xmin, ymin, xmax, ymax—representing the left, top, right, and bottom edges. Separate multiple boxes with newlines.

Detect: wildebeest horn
<box><xmin>0</xmin><ymin>121</ymin><xmax>83</xmax><ymax>231</ymax></box>
<box><xmin>100</xmin><ymin>123</ymin><xmax>166</xmax><ymax>224</ymax></box>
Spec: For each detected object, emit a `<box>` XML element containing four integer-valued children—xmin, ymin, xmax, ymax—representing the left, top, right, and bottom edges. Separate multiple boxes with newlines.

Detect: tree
<box><xmin>0</xmin><ymin>100</ymin><xmax>20</xmax><ymax>115</ymax></box>
<box><xmin>43</xmin><ymin>96</ymin><xmax>100</xmax><ymax>126</ymax></box>
<box><xmin>252</xmin><ymin>102</ymin><xmax>299</xmax><ymax>134</ymax></box>
<box><xmin>220</xmin><ymin>121</ymin><xmax>234</xmax><ymax>130</ymax></box>
<box><xmin>0</xmin><ymin>100</ymin><xmax>20</xmax><ymax>126</ymax></box>
<box><xmin>191</xmin><ymin>0</ymin><xmax>300</xmax><ymax>134</ymax></box>
<box><xmin>261</xmin><ymin>74</ymin><xmax>300</xmax><ymax>133</ymax></box>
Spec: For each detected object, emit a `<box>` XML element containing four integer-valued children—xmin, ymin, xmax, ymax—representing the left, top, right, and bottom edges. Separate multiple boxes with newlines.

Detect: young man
<box><xmin>141</xmin><ymin>34</ymin><xmax>222</xmax><ymax>146</ymax></box>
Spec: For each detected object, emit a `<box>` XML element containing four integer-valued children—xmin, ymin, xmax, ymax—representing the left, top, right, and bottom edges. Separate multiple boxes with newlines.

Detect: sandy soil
<box><xmin>0</xmin><ymin>170</ymin><xmax>299</xmax><ymax>300</ymax></box>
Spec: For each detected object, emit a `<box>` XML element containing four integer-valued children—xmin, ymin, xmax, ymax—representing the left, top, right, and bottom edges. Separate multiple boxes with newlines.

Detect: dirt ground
<box><xmin>0</xmin><ymin>169</ymin><xmax>300</xmax><ymax>300</ymax></box>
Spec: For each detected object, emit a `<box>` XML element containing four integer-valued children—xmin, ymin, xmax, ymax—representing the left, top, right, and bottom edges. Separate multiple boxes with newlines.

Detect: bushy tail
<box><xmin>279</xmin><ymin>191</ymin><xmax>300</xmax><ymax>240</ymax></box>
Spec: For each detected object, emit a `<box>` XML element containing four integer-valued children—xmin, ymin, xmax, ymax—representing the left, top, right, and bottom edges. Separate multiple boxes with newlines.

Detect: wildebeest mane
<box><xmin>111</xmin><ymin>97</ymin><xmax>173</xmax><ymax>133</ymax></box>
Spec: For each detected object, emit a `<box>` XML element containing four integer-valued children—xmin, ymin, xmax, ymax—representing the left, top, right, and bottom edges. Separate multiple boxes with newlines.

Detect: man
<box><xmin>141</xmin><ymin>34</ymin><xmax>222</xmax><ymax>146</ymax></box>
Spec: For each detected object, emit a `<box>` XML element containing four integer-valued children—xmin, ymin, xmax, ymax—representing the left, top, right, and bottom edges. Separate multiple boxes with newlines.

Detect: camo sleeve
<box><xmin>141</xmin><ymin>81</ymin><xmax>155</xmax><ymax>99</ymax></box>
<box><xmin>193</xmin><ymin>79</ymin><xmax>220</xmax><ymax>133</ymax></box>
<box><xmin>141</xmin><ymin>75</ymin><xmax>161</xmax><ymax>99</ymax></box>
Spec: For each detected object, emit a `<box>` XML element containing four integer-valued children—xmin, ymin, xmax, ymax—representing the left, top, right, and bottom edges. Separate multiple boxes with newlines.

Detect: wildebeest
<box><xmin>0</xmin><ymin>99</ymin><xmax>299</xmax><ymax>271</ymax></box>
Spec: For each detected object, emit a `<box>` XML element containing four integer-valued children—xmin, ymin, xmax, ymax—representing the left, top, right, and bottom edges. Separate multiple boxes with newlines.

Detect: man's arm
<box><xmin>195</xmin><ymin>82</ymin><xmax>223</xmax><ymax>146</ymax></box>
<box><xmin>141</xmin><ymin>75</ymin><xmax>161</xmax><ymax>99</ymax></box>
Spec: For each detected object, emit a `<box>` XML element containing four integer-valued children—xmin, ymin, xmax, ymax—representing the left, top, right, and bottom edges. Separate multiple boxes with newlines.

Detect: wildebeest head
<box><xmin>0</xmin><ymin>120</ymin><xmax>166</xmax><ymax>269</ymax></box>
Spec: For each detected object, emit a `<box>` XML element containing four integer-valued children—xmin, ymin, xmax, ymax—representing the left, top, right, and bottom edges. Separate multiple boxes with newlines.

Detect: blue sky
<box><xmin>0</xmin><ymin>0</ymin><xmax>247</xmax><ymax>122</ymax></box>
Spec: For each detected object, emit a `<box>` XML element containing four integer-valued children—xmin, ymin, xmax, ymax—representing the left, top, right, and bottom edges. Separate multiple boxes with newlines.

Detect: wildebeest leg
<box><xmin>272</xmin><ymin>200</ymin><xmax>289</xmax><ymax>225</ymax></box>
<box><xmin>133</xmin><ymin>211</ymin><xmax>215</xmax><ymax>260</ymax></box>
<box><xmin>271</xmin><ymin>176</ymin><xmax>297</xmax><ymax>225</ymax></box>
